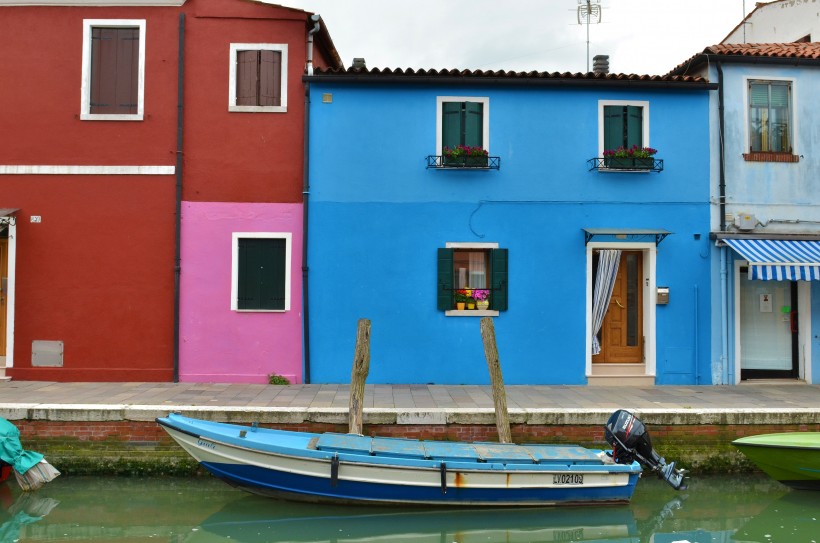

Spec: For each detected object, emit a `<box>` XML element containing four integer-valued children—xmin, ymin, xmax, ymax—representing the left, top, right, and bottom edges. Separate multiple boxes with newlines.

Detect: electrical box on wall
<box><xmin>735</xmin><ymin>213</ymin><xmax>757</xmax><ymax>231</ymax></box>
<box><xmin>656</xmin><ymin>287</ymin><xmax>670</xmax><ymax>305</ymax></box>
<box><xmin>32</xmin><ymin>340</ymin><xmax>63</xmax><ymax>367</ymax></box>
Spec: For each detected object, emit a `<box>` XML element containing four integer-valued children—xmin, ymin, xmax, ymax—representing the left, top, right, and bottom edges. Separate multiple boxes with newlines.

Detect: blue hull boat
<box><xmin>157</xmin><ymin>413</ymin><xmax>644</xmax><ymax>507</ymax></box>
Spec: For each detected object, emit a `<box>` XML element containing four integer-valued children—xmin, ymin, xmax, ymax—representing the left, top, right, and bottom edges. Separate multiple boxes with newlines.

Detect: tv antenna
<box><xmin>577</xmin><ymin>0</ymin><xmax>602</xmax><ymax>72</ymax></box>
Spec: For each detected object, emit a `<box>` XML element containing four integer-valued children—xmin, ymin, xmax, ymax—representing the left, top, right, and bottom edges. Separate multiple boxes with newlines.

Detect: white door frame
<box><xmin>586</xmin><ymin>242</ymin><xmax>656</xmax><ymax>376</ymax></box>
<box><xmin>1</xmin><ymin>218</ymin><xmax>15</xmax><ymax>370</ymax></box>
<box><xmin>732</xmin><ymin>260</ymin><xmax>811</xmax><ymax>384</ymax></box>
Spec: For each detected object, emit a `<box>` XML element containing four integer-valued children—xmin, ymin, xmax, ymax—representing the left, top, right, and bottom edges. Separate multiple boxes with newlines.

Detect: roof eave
<box><xmin>303</xmin><ymin>73</ymin><xmax>716</xmax><ymax>90</ymax></box>
<box><xmin>670</xmin><ymin>53</ymin><xmax>820</xmax><ymax>76</ymax></box>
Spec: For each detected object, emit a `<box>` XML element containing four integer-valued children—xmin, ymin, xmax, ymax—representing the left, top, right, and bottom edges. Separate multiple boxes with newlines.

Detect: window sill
<box><xmin>743</xmin><ymin>152</ymin><xmax>799</xmax><ymax>163</ymax></box>
<box><xmin>229</xmin><ymin>105</ymin><xmax>287</xmax><ymax>113</ymax></box>
<box><xmin>445</xmin><ymin>309</ymin><xmax>499</xmax><ymax>317</ymax></box>
<box><xmin>80</xmin><ymin>112</ymin><xmax>143</xmax><ymax>121</ymax></box>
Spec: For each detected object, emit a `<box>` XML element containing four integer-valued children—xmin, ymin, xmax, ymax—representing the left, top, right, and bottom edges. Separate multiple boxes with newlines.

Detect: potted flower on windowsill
<box><xmin>443</xmin><ymin>145</ymin><xmax>489</xmax><ymax>167</ymax></box>
<box><xmin>472</xmin><ymin>289</ymin><xmax>490</xmax><ymax>310</ymax></box>
<box><xmin>603</xmin><ymin>145</ymin><xmax>657</xmax><ymax>170</ymax></box>
<box><xmin>454</xmin><ymin>289</ymin><xmax>469</xmax><ymax>310</ymax></box>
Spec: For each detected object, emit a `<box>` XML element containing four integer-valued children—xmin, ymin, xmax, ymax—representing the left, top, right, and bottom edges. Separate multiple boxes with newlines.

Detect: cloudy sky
<box><xmin>277</xmin><ymin>0</ymin><xmax>755</xmax><ymax>75</ymax></box>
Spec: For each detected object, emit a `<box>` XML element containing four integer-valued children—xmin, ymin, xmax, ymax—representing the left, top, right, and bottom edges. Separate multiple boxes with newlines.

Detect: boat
<box><xmin>0</xmin><ymin>417</ymin><xmax>60</xmax><ymax>491</ymax></box>
<box><xmin>156</xmin><ymin>409</ymin><xmax>686</xmax><ymax>506</ymax></box>
<box><xmin>732</xmin><ymin>432</ymin><xmax>820</xmax><ymax>490</ymax></box>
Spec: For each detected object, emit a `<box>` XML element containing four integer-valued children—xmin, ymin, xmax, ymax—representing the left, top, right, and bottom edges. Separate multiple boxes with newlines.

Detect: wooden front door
<box><xmin>0</xmin><ymin>237</ymin><xmax>7</xmax><ymax>360</ymax></box>
<box><xmin>593</xmin><ymin>251</ymin><xmax>643</xmax><ymax>364</ymax></box>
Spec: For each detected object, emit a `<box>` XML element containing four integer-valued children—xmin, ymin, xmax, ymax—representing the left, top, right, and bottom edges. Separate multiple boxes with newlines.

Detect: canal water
<box><xmin>1</xmin><ymin>474</ymin><xmax>816</xmax><ymax>542</ymax></box>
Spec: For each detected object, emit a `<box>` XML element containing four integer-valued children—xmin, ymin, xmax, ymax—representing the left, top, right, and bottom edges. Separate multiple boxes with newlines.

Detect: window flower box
<box><xmin>443</xmin><ymin>145</ymin><xmax>488</xmax><ymax>168</ymax></box>
<box><xmin>604</xmin><ymin>157</ymin><xmax>655</xmax><ymax>170</ymax></box>
<box><xmin>602</xmin><ymin>145</ymin><xmax>658</xmax><ymax>171</ymax></box>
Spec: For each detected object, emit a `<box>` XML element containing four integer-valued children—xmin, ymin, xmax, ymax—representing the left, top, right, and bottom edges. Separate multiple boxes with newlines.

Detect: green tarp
<box><xmin>0</xmin><ymin>417</ymin><xmax>43</xmax><ymax>474</ymax></box>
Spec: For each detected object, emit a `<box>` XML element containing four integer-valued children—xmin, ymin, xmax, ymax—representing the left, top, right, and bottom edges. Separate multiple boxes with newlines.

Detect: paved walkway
<box><xmin>1</xmin><ymin>380</ymin><xmax>818</xmax><ymax>425</ymax></box>
<box><xmin>1</xmin><ymin>380</ymin><xmax>819</xmax><ymax>409</ymax></box>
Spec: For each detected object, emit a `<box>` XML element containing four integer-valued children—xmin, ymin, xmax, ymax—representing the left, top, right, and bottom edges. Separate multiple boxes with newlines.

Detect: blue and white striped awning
<box><xmin>724</xmin><ymin>238</ymin><xmax>820</xmax><ymax>281</ymax></box>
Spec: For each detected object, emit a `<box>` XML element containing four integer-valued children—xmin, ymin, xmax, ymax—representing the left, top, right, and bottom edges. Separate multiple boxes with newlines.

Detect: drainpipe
<box><xmin>717</xmin><ymin>63</ymin><xmax>726</xmax><ymax>232</ymax></box>
<box><xmin>302</xmin><ymin>15</ymin><xmax>320</xmax><ymax>383</ymax></box>
<box><xmin>172</xmin><ymin>13</ymin><xmax>185</xmax><ymax>383</ymax></box>
<box><xmin>716</xmin><ymin>62</ymin><xmax>730</xmax><ymax>385</ymax></box>
<box><xmin>306</xmin><ymin>14</ymin><xmax>320</xmax><ymax>76</ymax></box>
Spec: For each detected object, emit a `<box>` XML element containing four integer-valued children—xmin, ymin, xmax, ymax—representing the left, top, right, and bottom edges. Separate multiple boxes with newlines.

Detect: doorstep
<box><xmin>587</xmin><ymin>363</ymin><xmax>654</xmax><ymax>386</ymax></box>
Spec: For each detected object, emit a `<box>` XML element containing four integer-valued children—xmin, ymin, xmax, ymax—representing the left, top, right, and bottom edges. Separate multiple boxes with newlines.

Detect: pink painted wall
<box><xmin>179</xmin><ymin>201</ymin><xmax>303</xmax><ymax>383</ymax></box>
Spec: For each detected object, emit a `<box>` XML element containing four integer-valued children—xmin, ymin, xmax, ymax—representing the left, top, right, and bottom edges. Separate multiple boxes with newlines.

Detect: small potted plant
<box><xmin>472</xmin><ymin>289</ymin><xmax>490</xmax><ymax>310</ymax></box>
<box><xmin>443</xmin><ymin>145</ymin><xmax>466</xmax><ymax>167</ymax></box>
<box><xmin>603</xmin><ymin>145</ymin><xmax>657</xmax><ymax>170</ymax></box>
<box><xmin>464</xmin><ymin>145</ymin><xmax>489</xmax><ymax>167</ymax></box>
<box><xmin>454</xmin><ymin>289</ymin><xmax>469</xmax><ymax>310</ymax></box>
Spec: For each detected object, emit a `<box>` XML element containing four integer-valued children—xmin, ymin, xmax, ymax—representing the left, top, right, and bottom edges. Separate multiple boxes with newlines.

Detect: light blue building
<box><xmin>670</xmin><ymin>43</ymin><xmax>820</xmax><ymax>385</ymax></box>
<box><xmin>303</xmin><ymin>66</ymin><xmax>716</xmax><ymax>385</ymax></box>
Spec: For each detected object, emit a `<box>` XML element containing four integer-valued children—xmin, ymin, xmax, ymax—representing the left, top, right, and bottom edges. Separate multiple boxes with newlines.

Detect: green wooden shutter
<box><xmin>464</xmin><ymin>102</ymin><xmax>484</xmax><ymax>148</ymax></box>
<box><xmin>238</xmin><ymin>238</ymin><xmax>286</xmax><ymax>310</ymax></box>
<box><xmin>749</xmin><ymin>83</ymin><xmax>770</xmax><ymax>107</ymax></box>
<box><xmin>626</xmin><ymin>106</ymin><xmax>643</xmax><ymax>148</ymax></box>
<box><xmin>603</xmin><ymin>106</ymin><xmax>624</xmax><ymax>151</ymax></box>
<box><xmin>437</xmin><ymin>248</ymin><xmax>454</xmax><ymax>311</ymax></box>
<box><xmin>442</xmin><ymin>102</ymin><xmax>462</xmax><ymax>152</ymax></box>
<box><xmin>770</xmin><ymin>83</ymin><xmax>789</xmax><ymax>108</ymax></box>
<box><xmin>490</xmin><ymin>248</ymin><xmax>508</xmax><ymax>311</ymax></box>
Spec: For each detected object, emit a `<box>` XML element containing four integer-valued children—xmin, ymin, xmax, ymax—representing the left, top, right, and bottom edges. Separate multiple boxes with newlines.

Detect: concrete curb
<box><xmin>3</xmin><ymin>403</ymin><xmax>818</xmax><ymax>426</ymax></box>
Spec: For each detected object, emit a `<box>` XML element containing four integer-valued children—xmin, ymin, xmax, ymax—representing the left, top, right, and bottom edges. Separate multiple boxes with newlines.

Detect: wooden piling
<box><xmin>480</xmin><ymin>317</ymin><xmax>512</xmax><ymax>443</ymax></box>
<box><xmin>348</xmin><ymin>318</ymin><xmax>371</xmax><ymax>435</ymax></box>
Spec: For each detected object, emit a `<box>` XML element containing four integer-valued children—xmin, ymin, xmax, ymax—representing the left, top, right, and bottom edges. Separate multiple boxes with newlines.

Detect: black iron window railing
<box><xmin>588</xmin><ymin>157</ymin><xmax>663</xmax><ymax>172</ymax></box>
<box><xmin>427</xmin><ymin>155</ymin><xmax>501</xmax><ymax>170</ymax></box>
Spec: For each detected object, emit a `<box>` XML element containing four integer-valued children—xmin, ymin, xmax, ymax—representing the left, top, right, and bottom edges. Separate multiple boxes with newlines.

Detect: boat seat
<box><xmin>523</xmin><ymin>444</ymin><xmax>603</xmax><ymax>465</ymax></box>
<box><xmin>314</xmin><ymin>433</ymin><xmax>594</xmax><ymax>464</ymax></box>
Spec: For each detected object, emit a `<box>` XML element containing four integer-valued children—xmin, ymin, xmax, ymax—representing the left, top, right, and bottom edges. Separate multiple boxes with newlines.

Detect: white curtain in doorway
<box><xmin>592</xmin><ymin>249</ymin><xmax>621</xmax><ymax>355</ymax></box>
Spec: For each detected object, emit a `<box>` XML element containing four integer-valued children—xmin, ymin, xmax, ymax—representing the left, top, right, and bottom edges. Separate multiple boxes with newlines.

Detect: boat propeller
<box><xmin>604</xmin><ymin>409</ymin><xmax>688</xmax><ymax>491</ymax></box>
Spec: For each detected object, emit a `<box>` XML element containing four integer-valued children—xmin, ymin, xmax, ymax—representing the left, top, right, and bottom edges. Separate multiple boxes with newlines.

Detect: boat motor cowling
<box><xmin>604</xmin><ymin>409</ymin><xmax>688</xmax><ymax>491</ymax></box>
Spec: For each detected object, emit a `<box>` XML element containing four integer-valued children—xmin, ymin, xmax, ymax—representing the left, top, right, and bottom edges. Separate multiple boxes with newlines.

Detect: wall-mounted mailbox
<box><xmin>656</xmin><ymin>287</ymin><xmax>669</xmax><ymax>305</ymax></box>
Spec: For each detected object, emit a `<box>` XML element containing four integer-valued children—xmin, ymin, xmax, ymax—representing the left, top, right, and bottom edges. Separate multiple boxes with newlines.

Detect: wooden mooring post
<box><xmin>480</xmin><ymin>317</ymin><xmax>512</xmax><ymax>443</ymax></box>
<box><xmin>348</xmin><ymin>318</ymin><xmax>371</xmax><ymax>435</ymax></box>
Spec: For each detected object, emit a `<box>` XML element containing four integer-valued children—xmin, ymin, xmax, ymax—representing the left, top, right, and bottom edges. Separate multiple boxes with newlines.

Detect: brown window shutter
<box><xmin>258</xmin><ymin>50</ymin><xmax>281</xmax><ymax>107</ymax></box>
<box><xmin>236</xmin><ymin>50</ymin><xmax>260</xmax><ymax>106</ymax></box>
<box><xmin>90</xmin><ymin>27</ymin><xmax>139</xmax><ymax>115</ymax></box>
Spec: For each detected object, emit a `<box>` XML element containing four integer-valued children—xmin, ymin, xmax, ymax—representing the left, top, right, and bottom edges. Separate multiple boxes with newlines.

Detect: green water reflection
<box><xmin>1</xmin><ymin>474</ymin><xmax>816</xmax><ymax>542</ymax></box>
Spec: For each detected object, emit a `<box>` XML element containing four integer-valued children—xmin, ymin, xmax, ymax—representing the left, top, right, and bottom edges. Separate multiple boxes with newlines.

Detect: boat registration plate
<box><xmin>552</xmin><ymin>474</ymin><xmax>584</xmax><ymax>485</ymax></box>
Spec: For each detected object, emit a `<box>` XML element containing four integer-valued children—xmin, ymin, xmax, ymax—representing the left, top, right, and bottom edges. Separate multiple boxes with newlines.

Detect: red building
<box><xmin>0</xmin><ymin>0</ymin><xmax>340</xmax><ymax>382</ymax></box>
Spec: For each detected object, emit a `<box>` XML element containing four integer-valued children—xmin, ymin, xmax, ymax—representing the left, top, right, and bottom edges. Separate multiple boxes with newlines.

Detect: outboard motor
<box><xmin>605</xmin><ymin>409</ymin><xmax>688</xmax><ymax>490</ymax></box>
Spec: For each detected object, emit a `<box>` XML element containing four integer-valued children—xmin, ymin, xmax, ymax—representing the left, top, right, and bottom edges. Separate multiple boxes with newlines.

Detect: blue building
<box><xmin>303</xmin><ymin>66</ymin><xmax>716</xmax><ymax>385</ymax></box>
<box><xmin>670</xmin><ymin>43</ymin><xmax>820</xmax><ymax>385</ymax></box>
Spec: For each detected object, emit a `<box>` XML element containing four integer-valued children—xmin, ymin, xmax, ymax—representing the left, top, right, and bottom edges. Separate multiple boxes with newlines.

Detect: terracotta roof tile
<box><xmin>668</xmin><ymin>42</ymin><xmax>820</xmax><ymax>75</ymax></box>
<box><xmin>311</xmin><ymin>66</ymin><xmax>709</xmax><ymax>85</ymax></box>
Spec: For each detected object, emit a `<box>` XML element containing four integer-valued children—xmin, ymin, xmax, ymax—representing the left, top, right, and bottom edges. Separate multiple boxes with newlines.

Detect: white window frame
<box><xmin>436</xmin><ymin>96</ymin><xmax>490</xmax><ymax>154</ymax></box>
<box><xmin>230</xmin><ymin>232</ymin><xmax>292</xmax><ymax>312</ymax></box>
<box><xmin>228</xmin><ymin>43</ymin><xmax>288</xmax><ymax>113</ymax></box>
<box><xmin>444</xmin><ymin>241</ymin><xmax>499</xmax><ymax>317</ymax></box>
<box><xmin>80</xmin><ymin>19</ymin><xmax>146</xmax><ymax>121</ymax></box>
<box><xmin>597</xmin><ymin>99</ymin><xmax>650</xmax><ymax>156</ymax></box>
<box><xmin>585</xmin><ymin>242</ymin><xmax>656</xmax><ymax>377</ymax></box>
<box><xmin>743</xmin><ymin>76</ymin><xmax>797</xmax><ymax>155</ymax></box>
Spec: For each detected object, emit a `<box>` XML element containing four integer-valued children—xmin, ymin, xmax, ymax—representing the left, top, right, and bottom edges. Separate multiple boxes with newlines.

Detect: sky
<box><xmin>275</xmin><ymin>0</ymin><xmax>756</xmax><ymax>75</ymax></box>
